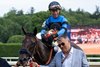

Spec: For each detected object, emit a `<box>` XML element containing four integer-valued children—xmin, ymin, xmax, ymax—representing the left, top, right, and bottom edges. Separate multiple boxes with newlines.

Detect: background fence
<box><xmin>1</xmin><ymin>56</ymin><xmax>100</xmax><ymax>67</ymax></box>
<box><xmin>1</xmin><ymin>44</ymin><xmax>100</xmax><ymax>67</ymax></box>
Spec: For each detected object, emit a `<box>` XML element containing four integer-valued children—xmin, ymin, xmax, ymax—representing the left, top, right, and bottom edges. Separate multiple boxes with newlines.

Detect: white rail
<box><xmin>1</xmin><ymin>57</ymin><xmax>100</xmax><ymax>66</ymax></box>
<box><xmin>1</xmin><ymin>57</ymin><xmax>18</xmax><ymax>66</ymax></box>
<box><xmin>87</xmin><ymin>57</ymin><xmax>100</xmax><ymax>65</ymax></box>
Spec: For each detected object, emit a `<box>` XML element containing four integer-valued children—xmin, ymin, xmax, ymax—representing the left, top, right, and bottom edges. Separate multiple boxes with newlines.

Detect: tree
<box><xmin>92</xmin><ymin>6</ymin><xmax>100</xmax><ymax>20</ymax></box>
<box><xmin>30</xmin><ymin>7</ymin><xmax>35</xmax><ymax>14</ymax></box>
<box><xmin>17</xmin><ymin>10</ymin><xmax>24</xmax><ymax>15</ymax></box>
<box><xmin>5</xmin><ymin>7</ymin><xmax>17</xmax><ymax>17</ymax></box>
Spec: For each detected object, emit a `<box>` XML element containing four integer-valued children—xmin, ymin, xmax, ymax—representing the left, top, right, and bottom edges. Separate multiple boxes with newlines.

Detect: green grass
<box><xmin>0</xmin><ymin>43</ymin><xmax>22</xmax><ymax>57</ymax></box>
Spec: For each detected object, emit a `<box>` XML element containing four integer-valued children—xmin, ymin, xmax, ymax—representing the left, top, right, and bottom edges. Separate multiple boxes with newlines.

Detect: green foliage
<box><xmin>0</xmin><ymin>7</ymin><xmax>100</xmax><ymax>43</ymax></box>
<box><xmin>0</xmin><ymin>42</ymin><xmax>3</xmax><ymax>44</ymax></box>
<box><xmin>7</xmin><ymin>35</ymin><xmax>24</xmax><ymax>43</ymax></box>
<box><xmin>0</xmin><ymin>43</ymin><xmax>21</xmax><ymax>57</ymax></box>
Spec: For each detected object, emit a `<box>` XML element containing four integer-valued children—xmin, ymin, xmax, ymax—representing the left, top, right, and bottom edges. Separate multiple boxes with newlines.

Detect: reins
<box><xmin>45</xmin><ymin>48</ymin><xmax>53</xmax><ymax>64</ymax></box>
<box><xmin>32</xmin><ymin>36</ymin><xmax>54</xmax><ymax>65</ymax></box>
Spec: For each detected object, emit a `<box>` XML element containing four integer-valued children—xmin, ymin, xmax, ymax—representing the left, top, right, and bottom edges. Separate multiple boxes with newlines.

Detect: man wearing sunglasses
<box><xmin>32</xmin><ymin>34</ymin><xmax>89</xmax><ymax>67</ymax></box>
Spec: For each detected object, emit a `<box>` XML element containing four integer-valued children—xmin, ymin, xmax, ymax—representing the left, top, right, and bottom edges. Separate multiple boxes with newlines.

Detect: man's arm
<box><xmin>57</xmin><ymin>22</ymin><xmax>67</xmax><ymax>37</ymax></box>
<box><xmin>82</xmin><ymin>52</ymin><xmax>89</xmax><ymax>67</ymax></box>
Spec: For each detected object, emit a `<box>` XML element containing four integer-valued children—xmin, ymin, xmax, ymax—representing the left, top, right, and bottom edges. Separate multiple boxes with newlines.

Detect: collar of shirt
<box><xmin>61</xmin><ymin>47</ymin><xmax>73</xmax><ymax>58</ymax></box>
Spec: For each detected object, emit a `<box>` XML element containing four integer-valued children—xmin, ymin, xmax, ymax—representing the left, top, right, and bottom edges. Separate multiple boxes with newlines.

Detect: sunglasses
<box><xmin>58</xmin><ymin>42</ymin><xmax>65</xmax><ymax>47</ymax></box>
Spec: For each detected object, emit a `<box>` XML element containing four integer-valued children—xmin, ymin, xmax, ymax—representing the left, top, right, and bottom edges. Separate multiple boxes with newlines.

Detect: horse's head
<box><xmin>16</xmin><ymin>27</ymin><xmax>38</xmax><ymax>66</ymax></box>
<box><xmin>21</xmin><ymin>26</ymin><xmax>37</xmax><ymax>48</ymax></box>
<box><xmin>16</xmin><ymin>27</ymin><xmax>58</xmax><ymax>66</ymax></box>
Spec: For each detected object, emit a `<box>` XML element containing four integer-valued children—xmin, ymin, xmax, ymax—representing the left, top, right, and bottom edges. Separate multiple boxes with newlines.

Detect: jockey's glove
<box><xmin>52</xmin><ymin>34</ymin><xmax>58</xmax><ymax>38</ymax></box>
<box><xmin>47</xmin><ymin>34</ymin><xmax>58</xmax><ymax>45</ymax></box>
<box><xmin>48</xmin><ymin>34</ymin><xmax>58</xmax><ymax>41</ymax></box>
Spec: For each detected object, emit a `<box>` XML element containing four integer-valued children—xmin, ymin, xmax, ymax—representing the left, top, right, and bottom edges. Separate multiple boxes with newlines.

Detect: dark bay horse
<box><xmin>15</xmin><ymin>27</ymin><xmax>56</xmax><ymax>67</ymax></box>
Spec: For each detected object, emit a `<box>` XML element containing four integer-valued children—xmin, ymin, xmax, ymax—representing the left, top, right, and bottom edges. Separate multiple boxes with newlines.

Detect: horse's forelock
<box><xmin>26</xmin><ymin>33</ymin><xmax>35</xmax><ymax>37</ymax></box>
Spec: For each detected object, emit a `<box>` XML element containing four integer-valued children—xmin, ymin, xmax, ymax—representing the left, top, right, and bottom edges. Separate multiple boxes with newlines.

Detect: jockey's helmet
<box><xmin>48</xmin><ymin>1</ymin><xmax>62</xmax><ymax>11</ymax></box>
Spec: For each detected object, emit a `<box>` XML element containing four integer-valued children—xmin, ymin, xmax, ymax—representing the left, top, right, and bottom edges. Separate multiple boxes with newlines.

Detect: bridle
<box><xmin>17</xmin><ymin>36</ymin><xmax>38</xmax><ymax>66</ymax></box>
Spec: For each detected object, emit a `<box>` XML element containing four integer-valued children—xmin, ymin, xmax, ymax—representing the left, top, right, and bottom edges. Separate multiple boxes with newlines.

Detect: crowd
<box><xmin>71</xmin><ymin>28</ymin><xmax>100</xmax><ymax>44</ymax></box>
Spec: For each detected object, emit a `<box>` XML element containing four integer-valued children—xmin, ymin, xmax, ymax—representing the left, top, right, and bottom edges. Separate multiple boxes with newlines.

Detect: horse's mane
<box><xmin>71</xmin><ymin>42</ymin><xmax>83</xmax><ymax>51</ymax></box>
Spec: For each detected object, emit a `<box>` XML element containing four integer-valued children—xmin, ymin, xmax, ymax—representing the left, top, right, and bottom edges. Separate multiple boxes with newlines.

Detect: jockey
<box><xmin>40</xmin><ymin>1</ymin><xmax>71</xmax><ymax>45</ymax></box>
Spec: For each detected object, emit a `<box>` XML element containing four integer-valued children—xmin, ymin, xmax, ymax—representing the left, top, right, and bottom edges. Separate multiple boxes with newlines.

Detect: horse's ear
<box><xmin>33</xmin><ymin>27</ymin><xmax>37</xmax><ymax>36</ymax></box>
<box><xmin>22</xmin><ymin>26</ymin><xmax>26</xmax><ymax>35</ymax></box>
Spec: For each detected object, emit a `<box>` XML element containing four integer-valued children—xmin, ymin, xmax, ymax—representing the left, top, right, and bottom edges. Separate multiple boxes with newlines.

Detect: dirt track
<box><xmin>77</xmin><ymin>44</ymin><xmax>100</xmax><ymax>55</ymax></box>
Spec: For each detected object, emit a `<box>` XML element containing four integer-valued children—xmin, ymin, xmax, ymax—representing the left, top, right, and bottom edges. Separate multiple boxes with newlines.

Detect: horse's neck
<box><xmin>35</xmin><ymin>39</ymin><xmax>52</xmax><ymax>54</ymax></box>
